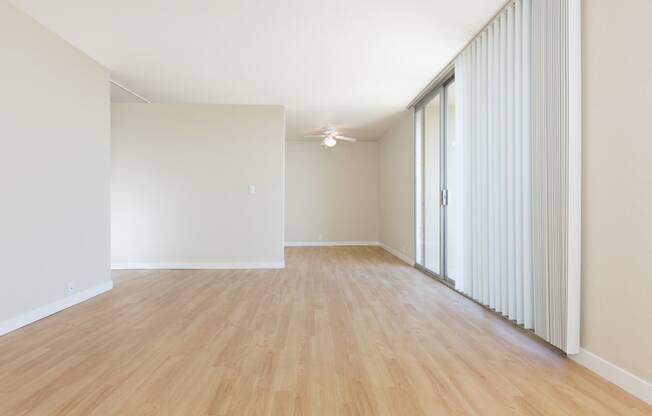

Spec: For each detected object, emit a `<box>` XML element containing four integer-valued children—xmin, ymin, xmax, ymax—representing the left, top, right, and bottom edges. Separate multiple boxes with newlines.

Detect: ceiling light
<box><xmin>323</xmin><ymin>136</ymin><xmax>337</xmax><ymax>147</ymax></box>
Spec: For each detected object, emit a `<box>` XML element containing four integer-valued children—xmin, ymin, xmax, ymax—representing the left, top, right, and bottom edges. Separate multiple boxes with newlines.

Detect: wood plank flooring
<box><xmin>0</xmin><ymin>246</ymin><xmax>650</xmax><ymax>415</ymax></box>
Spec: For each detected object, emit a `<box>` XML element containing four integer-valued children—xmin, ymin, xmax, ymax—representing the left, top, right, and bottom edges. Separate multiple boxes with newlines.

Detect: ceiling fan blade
<box><xmin>335</xmin><ymin>135</ymin><xmax>357</xmax><ymax>142</ymax></box>
<box><xmin>303</xmin><ymin>134</ymin><xmax>326</xmax><ymax>138</ymax></box>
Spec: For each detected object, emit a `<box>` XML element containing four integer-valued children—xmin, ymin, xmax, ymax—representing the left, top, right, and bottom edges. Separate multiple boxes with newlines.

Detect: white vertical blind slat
<box><xmin>507</xmin><ymin>5</ymin><xmax>516</xmax><ymax>320</ymax></box>
<box><xmin>480</xmin><ymin>31</ymin><xmax>490</xmax><ymax>307</ymax></box>
<box><xmin>491</xmin><ymin>21</ymin><xmax>500</xmax><ymax>312</ymax></box>
<box><xmin>522</xmin><ymin>0</ymin><xmax>534</xmax><ymax>330</ymax></box>
<box><xmin>499</xmin><ymin>12</ymin><xmax>508</xmax><ymax>316</ymax></box>
<box><xmin>474</xmin><ymin>39</ymin><xmax>479</xmax><ymax>299</ymax></box>
<box><xmin>514</xmin><ymin>0</ymin><xmax>524</xmax><ymax>325</ymax></box>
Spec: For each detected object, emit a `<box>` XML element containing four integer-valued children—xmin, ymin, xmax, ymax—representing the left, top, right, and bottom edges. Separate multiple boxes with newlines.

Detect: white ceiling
<box><xmin>12</xmin><ymin>0</ymin><xmax>504</xmax><ymax>140</ymax></box>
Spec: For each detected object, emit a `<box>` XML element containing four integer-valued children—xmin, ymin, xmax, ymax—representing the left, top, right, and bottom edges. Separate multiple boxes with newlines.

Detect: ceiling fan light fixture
<box><xmin>323</xmin><ymin>136</ymin><xmax>337</xmax><ymax>147</ymax></box>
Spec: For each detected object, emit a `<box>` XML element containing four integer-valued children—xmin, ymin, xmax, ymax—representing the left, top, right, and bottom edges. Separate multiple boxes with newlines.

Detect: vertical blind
<box><xmin>454</xmin><ymin>0</ymin><xmax>580</xmax><ymax>353</ymax></box>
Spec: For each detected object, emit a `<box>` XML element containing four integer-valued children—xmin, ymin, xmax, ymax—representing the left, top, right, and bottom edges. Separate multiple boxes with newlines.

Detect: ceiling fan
<box><xmin>304</xmin><ymin>127</ymin><xmax>358</xmax><ymax>148</ymax></box>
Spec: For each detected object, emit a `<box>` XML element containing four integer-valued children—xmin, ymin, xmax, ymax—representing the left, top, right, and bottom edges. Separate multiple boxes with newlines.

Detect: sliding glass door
<box><xmin>444</xmin><ymin>80</ymin><xmax>457</xmax><ymax>282</ymax></box>
<box><xmin>423</xmin><ymin>92</ymin><xmax>441</xmax><ymax>275</ymax></box>
<box><xmin>416</xmin><ymin>77</ymin><xmax>456</xmax><ymax>284</ymax></box>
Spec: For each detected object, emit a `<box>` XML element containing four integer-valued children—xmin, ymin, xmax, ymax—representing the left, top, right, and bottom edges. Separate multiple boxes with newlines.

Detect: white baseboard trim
<box><xmin>378</xmin><ymin>243</ymin><xmax>415</xmax><ymax>266</ymax></box>
<box><xmin>111</xmin><ymin>261</ymin><xmax>285</xmax><ymax>270</ymax></box>
<box><xmin>571</xmin><ymin>348</ymin><xmax>652</xmax><ymax>406</ymax></box>
<box><xmin>0</xmin><ymin>280</ymin><xmax>114</xmax><ymax>337</ymax></box>
<box><xmin>285</xmin><ymin>241</ymin><xmax>379</xmax><ymax>247</ymax></box>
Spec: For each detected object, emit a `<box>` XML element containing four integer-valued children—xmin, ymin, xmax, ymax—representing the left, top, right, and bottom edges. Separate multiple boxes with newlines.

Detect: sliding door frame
<box><xmin>415</xmin><ymin>88</ymin><xmax>442</xmax><ymax>280</ymax></box>
<box><xmin>414</xmin><ymin>73</ymin><xmax>455</xmax><ymax>286</ymax></box>
<box><xmin>441</xmin><ymin>76</ymin><xmax>455</xmax><ymax>285</ymax></box>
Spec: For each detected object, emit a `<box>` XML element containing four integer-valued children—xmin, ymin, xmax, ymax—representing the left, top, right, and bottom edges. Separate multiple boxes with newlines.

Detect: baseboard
<box><xmin>571</xmin><ymin>348</ymin><xmax>652</xmax><ymax>406</ymax></box>
<box><xmin>285</xmin><ymin>241</ymin><xmax>379</xmax><ymax>247</ymax></box>
<box><xmin>0</xmin><ymin>280</ymin><xmax>113</xmax><ymax>337</ymax></box>
<box><xmin>378</xmin><ymin>243</ymin><xmax>415</xmax><ymax>266</ymax></box>
<box><xmin>111</xmin><ymin>261</ymin><xmax>285</xmax><ymax>270</ymax></box>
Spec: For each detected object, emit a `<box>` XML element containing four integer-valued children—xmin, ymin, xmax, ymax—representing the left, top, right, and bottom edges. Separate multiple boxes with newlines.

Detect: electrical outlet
<box><xmin>318</xmin><ymin>233</ymin><xmax>323</xmax><ymax>241</ymax></box>
<box><xmin>66</xmin><ymin>281</ymin><xmax>74</xmax><ymax>295</ymax></box>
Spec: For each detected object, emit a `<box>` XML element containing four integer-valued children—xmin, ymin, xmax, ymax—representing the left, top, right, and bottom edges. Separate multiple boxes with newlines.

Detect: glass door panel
<box><xmin>423</xmin><ymin>93</ymin><xmax>441</xmax><ymax>275</ymax></box>
<box><xmin>444</xmin><ymin>81</ymin><xmax>457</xmax><ymax>283</ymax></box>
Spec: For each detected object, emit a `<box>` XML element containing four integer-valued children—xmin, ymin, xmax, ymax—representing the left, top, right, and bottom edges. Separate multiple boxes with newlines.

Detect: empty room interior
<box><xmin>2</xmin><ymin>0</ymin><xmax>652</xmax><ymax>414</ymax></box>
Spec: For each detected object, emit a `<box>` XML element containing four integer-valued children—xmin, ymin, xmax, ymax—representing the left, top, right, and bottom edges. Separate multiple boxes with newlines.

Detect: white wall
<box><xmin>579</xmin><ymin>0</ymin><xmax>652</xmax><ymax>384</ymax></box>
<box><xmin>111</xmin><ymin>103</ymin><xmax>285</xmax><ymax>267</ymax></box>
<box><xmin>378</xmin><ymin>111</ymin><xmax>415</xmax><ymax>261</ymax></box>
<box><xmin>285</xmin><ymin>141</ymin><xmax>379</xmax><ymax>244</ymax></box>
<box><xmin>0</xmin><ymin>1</ymin><xmax>111</xmax><ymax>328</ymax></box>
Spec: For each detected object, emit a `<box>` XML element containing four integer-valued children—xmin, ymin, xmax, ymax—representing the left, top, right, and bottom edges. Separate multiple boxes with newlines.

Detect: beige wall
<box><xmin>285</xmin><ymin>141</ymin><xmax>379</xmax><ymax>243</ymax></box>
<box><xmin>111</xmin><ymin>103</ymin><xmax>285</xmax><ymax>266</ymax></box>
<box><xmin>0</xmin><ymin>2</ymin><xmax>111</xmax><ymax>324</ymax></box>
<box><xmin>581</xmin><ymin>0</ymin><xmax>652</xmax><ymax>382</ymax></box>
<box><xmin>378</xmin><ymin>111</ymin><xmax>415</xmax><ymax>260</ymax></box>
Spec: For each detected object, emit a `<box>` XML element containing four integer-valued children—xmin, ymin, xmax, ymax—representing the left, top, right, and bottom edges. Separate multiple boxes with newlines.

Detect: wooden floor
<box><xmin>0</xmin><ymin>247</ymin><xmax>650</xmax><ymax>415</ymax></box>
